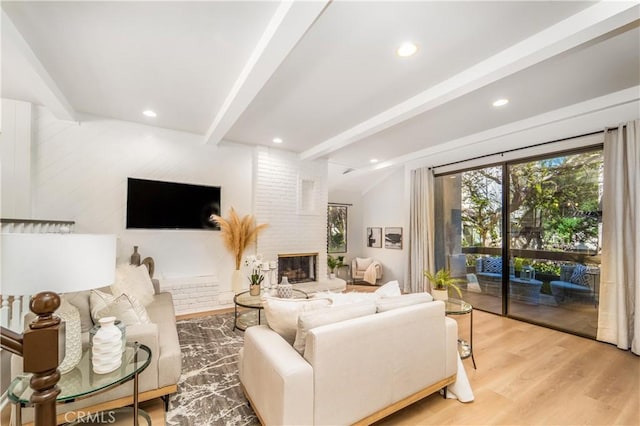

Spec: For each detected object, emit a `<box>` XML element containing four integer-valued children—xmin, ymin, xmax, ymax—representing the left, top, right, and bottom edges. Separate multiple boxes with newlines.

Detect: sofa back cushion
<box><xmin>65</xmin><ymin>286</ymin><xmax>111</xmax><ymax>332</ymax></box>
<box><xmin>375</xmin><ymin>292</ymin><xmax>433</xmax><ymax>312</ymax></box>
<box><xmin>111</xmin><ymin>264</ymin><xmax>156</xmax><ymax>307</ymax></box>
<box><xmin>293</xmin><ymin>302</ymin><xmax>376</xmax><ymax>354</ymax></box>
<box><xmin>262</xmin><ymin>297</ymin><xmax>332</xmax><ymax>344</ymax></box>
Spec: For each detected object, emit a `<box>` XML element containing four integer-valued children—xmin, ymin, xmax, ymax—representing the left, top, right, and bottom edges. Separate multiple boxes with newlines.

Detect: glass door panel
<box><xmin>507</xmin><ymin>151</ymin><xmax>602</xmax><ymax>337</ymax></box>
<box><xmin>434</xmin><ymin>166</ymin><xmax>504</xmax><ymax>314</ymax></box>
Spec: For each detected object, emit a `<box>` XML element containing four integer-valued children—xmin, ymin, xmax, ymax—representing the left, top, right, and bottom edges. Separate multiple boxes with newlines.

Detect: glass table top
<box><xmin>444</xmin><ymin>298</ymin><xmax>472</xmax><ymax>315</ymax></box>
<box><xmin>234</xmin><ymin>288</ymin><xmax>308</xmax><ymax>308</ymax></box>
<box><xmin>8</xmin><ymin>342</ymin><xmax>151</xmax><ymax>405</ymax></box>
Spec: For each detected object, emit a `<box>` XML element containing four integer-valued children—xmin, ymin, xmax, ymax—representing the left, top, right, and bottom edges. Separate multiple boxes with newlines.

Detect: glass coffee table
<box><xmin>8</xmin><ymin>342</ymin><xmax>151</xmax><ymax>426</ymax></box>
<box><xmin>234</xmin><ymin>289</ymin><xmax>309</xmax><ymax>331</ymax></box>
<box><xmin>444</xmin><ymin>298</ymin><xmax>477</xmax><ymax>369</ymax></box>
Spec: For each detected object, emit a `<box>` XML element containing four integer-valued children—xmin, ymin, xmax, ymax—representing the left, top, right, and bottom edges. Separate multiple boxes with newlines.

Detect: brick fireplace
<box><xmin>278</xmin><ymin>253</ymin><xmax>318</xmax><ymax>284</ymax></box>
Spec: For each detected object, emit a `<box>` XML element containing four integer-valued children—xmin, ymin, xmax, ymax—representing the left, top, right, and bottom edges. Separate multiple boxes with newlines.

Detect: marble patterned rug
<box><xmin>165</xmin><ymin>313</ymin><xmax>259</xmax><ymax>426</ymax></box>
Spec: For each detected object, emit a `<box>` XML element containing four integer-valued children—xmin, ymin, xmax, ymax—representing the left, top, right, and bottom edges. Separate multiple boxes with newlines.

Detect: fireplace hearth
<box><xmin>278</xmin><ymin>253</ymin><xmax>318</xmax><ymax>284</ymax></box>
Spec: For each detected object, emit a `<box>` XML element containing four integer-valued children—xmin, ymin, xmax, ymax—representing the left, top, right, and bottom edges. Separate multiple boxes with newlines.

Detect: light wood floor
<box><xmin>5</xmin><ymin>287</ymin><xmax>638</xmax><ymax>425</ymax></box>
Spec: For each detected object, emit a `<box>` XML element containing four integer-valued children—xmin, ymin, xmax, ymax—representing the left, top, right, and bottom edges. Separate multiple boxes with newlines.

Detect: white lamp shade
<box><xmin>1</xmin><ymin>233</ymin><xmax>116</xmax><ymax>296</ymax></box>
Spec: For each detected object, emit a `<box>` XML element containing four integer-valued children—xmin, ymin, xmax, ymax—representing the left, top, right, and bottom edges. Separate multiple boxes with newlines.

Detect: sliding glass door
<box><xmin>434</xmin><ymin>165</ymin><xmax>504</xmax><ymax>315</ymax></box>
<box><xmin>434</xmin><ymin>148</ymin><xmax>603</xmax><ymax>337</ymax></box>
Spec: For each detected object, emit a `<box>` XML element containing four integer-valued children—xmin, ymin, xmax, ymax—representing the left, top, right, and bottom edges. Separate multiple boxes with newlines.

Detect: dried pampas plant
<box><xmin>211</xmin><ymin>207</ymin><xmax>268</xmax><ymax>270</ymax></box>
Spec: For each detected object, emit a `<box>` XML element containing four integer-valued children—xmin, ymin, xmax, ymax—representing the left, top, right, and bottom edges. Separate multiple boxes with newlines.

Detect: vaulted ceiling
<box><xmin>2</xmin><ymin>1</ymin><xmax>639</xmax><ymax>192</ymax></box>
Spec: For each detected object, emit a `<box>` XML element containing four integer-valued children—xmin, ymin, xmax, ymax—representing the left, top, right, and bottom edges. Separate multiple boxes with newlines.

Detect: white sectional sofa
<box><xmin>239</xmin><ymin>300</ymin><xmax>458</xmax><ymax>425</ymax></box>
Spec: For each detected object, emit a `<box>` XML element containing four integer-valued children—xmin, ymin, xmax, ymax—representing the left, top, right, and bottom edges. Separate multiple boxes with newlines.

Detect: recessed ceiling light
<box><xmin>272</xmin><ymin>137</ymin><xmax>283</xmax><ymax>144</ymax></box>
<box><xmin>143</xmin><ymin>110</ymin><xmax>157</xmax><ymax>117</ymax></box>
<box><xmin>370</xmin><ymin>158</ymin><xmax>379</xmax><ymax>164</ymax></box>
<box><xmin>396</xmin><ymin>42</ymin><xmax>418</xmax><ymax>57</ymax></box>
<box><xmin>492</xmin><ymin>99</ymin><xmax>509</xmax><ymax>107</ymax></box>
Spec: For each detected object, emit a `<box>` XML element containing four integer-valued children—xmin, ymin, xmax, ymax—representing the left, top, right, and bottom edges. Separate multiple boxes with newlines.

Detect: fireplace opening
<box><xmin>278</xmin><ymin>253</ymin><xmax>317</xmax><ymax>284</ymax></box>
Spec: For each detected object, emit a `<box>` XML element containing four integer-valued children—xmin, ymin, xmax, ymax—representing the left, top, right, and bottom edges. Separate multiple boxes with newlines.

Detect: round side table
<box><xmin>444</xmin><ymin>298</ymin><xmax>477</xmax><ymax>369</ymax></box>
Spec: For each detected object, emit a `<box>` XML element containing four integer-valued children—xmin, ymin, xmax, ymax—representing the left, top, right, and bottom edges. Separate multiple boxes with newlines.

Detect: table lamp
<box><xmin>1</xmin><ymin>233</ymin><xmax>116</xmax><ymax>426</ymax></box>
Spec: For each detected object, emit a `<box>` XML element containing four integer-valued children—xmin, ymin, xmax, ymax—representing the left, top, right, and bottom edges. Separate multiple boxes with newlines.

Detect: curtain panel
<box><xmin>597</xmin><ymin>119</ymin><xmax>639</xmax><ymax>355</ymax></box>
<box><xmin>407</xmin><ymin>167</ymin><xmax>435</xmax><ymax>293</ymax></box>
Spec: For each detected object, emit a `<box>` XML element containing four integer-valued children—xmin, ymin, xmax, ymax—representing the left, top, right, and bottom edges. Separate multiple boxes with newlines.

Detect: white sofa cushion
<box><xmin>293</xmin><ymin>302</ymin><xmax>377</xmax><ymax>354</ymax></box>
<box><xmin>111</xmin><ymin>264</ymin><xmax>156</xmax><ymax>307</ymax></box>
<box><xmin>374</xmin><ymin>280</ymin><xmax>401</xmax><ymax>297</ymax></box>
<box><xmin>312</xmin><ymin>291</ymin><xmax>379</xmax><ymax>305</ymax></box>
<box><xmin>375</xmin><ymin>292</ymin><xmax>433</xmax><ymax>312</ymax></box>
<box><xmin>355</xmin><ymin>257</ymin><xmax>373</xmax><ymax>271</ymax></box>
<box><xmin>90</xmin><ymin>289</ymin><xmax>152</xmax><ymax>326</ymax></box>
<box><xmin>262</xmin><ymin>296</ymin><xmax>332</xmax><ymax>344</ymax></box>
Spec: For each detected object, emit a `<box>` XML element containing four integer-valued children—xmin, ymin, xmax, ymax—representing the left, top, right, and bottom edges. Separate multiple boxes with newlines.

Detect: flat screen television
<box><xmin>126</xmin><ymin>178</ymin><xmax>220</xmax><ymax>230</ymax></box>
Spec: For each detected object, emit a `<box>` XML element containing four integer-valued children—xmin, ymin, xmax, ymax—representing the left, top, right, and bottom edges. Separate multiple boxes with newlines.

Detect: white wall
<box><xmin>254</xmin><ymin>147</ymin><xmax>329</xmax><ymax>280</ymax></box>
<box><xmin>360</xmin><ymin>168</ymin><xmax>407</xmax><ymax>285</ymax></box>
<box><xmin>2</xmin><ymin>101</ymin><xmax>255</xmax><ymax>314</ymax></box>
<box><xmin>1</xmin><ymin>99</ymin><xmax>32</xmax><ymax>217</ymax></box>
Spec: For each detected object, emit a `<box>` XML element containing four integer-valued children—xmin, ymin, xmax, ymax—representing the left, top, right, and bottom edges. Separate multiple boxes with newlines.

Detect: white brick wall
<box><xmin>159</xmin><ymin>275</ymin><xmax>224</xmax><ymax>316</ymax></box>
<box><xmin>253</xmin><ymin>147</ymin><xmax>329</xmax><ymax>279</ymax></box>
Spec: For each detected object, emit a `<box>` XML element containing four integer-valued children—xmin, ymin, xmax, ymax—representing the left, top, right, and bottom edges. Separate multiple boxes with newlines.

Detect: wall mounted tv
<box><xmin>126</xmin><ymin>178</ymin><xmax>220</xmax><ymax>230</ymax></box>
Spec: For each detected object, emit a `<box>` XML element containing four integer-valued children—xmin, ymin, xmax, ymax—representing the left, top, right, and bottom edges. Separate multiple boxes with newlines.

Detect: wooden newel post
<box><xmin>1</xmin><ymin>291</ymin><xmax>65</xmax><ymax>426</ymax></box>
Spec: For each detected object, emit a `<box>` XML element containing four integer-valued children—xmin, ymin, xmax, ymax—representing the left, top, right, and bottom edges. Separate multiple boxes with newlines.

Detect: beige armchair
<box><xmin>351</xmin><ymin>257</ymin><xmax>383</xmax><ymax>285</ymax></box>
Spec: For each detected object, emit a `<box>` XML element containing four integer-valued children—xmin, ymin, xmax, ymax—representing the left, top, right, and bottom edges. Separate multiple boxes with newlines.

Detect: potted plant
<box><xmin>248</xmin><ymin>267</ymin><xmax>264</xmax><ymax>296</ymax></box>
<box><xmin>423</xmin><ymin>268</ymin><xmax>464</xmax><ymax>301</ymax></box>
<box><xmin>327</xmin><ymin>255</ymin><xmax>339</xmax><ymax>279</ymax></box>
<box><xmin>211</xmin><ymin>207</ymin><xmax>268</xmax><ymax>293</ymax></box>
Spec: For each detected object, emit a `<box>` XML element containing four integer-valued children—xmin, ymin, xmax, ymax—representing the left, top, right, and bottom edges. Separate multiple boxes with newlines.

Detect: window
<box><xmin>327</xmin><ymin>205</ymin><xmax>347</xmax><ymax>253</ymax></box>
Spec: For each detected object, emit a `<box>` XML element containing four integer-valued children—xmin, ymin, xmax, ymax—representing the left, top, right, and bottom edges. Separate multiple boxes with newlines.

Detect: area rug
<box><xmin>165</xmin><ymin>313</ymin><xmax>259</xmax><ymax>426</ymax></box>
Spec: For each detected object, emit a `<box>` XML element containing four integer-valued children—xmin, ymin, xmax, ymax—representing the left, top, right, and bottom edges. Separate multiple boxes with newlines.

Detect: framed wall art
<box><xmin>384</xmin><ymin>227</ymin><xmax>403</xmax><ymax>249</ymax></box>
<box><xmin>366</xmin><ymin>227</ymin><xmax>382</xmax><ymax>248</ymax></box>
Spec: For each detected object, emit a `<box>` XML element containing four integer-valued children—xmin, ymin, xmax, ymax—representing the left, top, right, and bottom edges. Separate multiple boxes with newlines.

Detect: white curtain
<box><xmin>407</xmin><ymin>167</ymin><xmax>435</xmax><ymax>293</ymax></box>
<box><xmin>597</xmin><ymin>119</ymin><xmax>640</xmax><ymax>355</ymax></box>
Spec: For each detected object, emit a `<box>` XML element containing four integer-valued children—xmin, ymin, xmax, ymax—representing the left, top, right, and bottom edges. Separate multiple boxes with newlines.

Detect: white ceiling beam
<box><xmin>300</xmin><ymin>1</ymin><xmax>640</xmax><ymax>160</ymax></box>
<box><xmin>204</xmin><ymin>0</ymin><xmax>330</xmax><ymax>145</ymax></box>
<box><xmin>367</xmin><ymin>86</ymin><xmax>640</xmax><ymax>173</ymax></box>
<box><xmin>1</xmin><ymin>10</ymin><xmax>76</xmax><ymax>122</ymax></box>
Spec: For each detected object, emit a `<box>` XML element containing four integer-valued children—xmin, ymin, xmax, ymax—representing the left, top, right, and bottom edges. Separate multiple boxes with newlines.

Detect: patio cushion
<box><xmin>569</xmin><ymin>264</ymin><xmax>590</xmax><ymax>286</ymax></box>
<box><xmin>484</xmin><ymin>257</ymin><xmax>502</xmax><ymax>273</ymax></box>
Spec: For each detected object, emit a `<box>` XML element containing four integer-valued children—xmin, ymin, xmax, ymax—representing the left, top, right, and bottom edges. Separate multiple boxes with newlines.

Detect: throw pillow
<box><xmin>356</xmin><ymin>257</ymin><xmax>373</xmax><ymax>271</ymax></box>
<box><xmin>484</xmin><ymin>257</ymin><xmax>502</xmax><ymax>274</ymax></box>
<box><xmin>569</xmin><ymin>264</ymin><xmax>590</xmax><ymax>286</ymax></box>
<box><xmin>375</xmin><ymin>280</ymin><xmax>401</xmax><ymax>297</ymax></box>
<box><xmin>376</xmin><ymin>292</ymin><xmax>433</xmax><ymax>313</ymax></box>
<box><xmin>112</xmin><ymin>264</ymin><xmax>155</xmax><ymax>307</ymax></box>
<box><xmin>293</xmin><ymin>302</ymin><xmax>377</xmax><ymax>354</ymax></box>
<box><xmin>90</xmin><ymin>289</ymin><xmax>151</xmax><ymax>326</ymax></box>
<box><xmin>262</xmin><ymin>297</ymin><xmax>332</xmax><ymax>344</ymax></box>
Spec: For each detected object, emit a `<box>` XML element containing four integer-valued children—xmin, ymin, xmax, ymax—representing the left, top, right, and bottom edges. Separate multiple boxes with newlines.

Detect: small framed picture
<box><xmin>385</xmin><ymin>227</ymin><xmax>403</xmax><ymax>249</ymax></box>
<box><xmin>366</xmin><ymin>227</ymin><xmax>382</xmax><ymax>248</ymax></box>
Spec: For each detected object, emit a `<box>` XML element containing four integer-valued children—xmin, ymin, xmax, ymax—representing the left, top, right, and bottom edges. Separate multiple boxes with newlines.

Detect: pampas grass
<box><xmin>211</xmin><ymin>207</ymin><xmax>268</xmax><ymax>270</ymax></box>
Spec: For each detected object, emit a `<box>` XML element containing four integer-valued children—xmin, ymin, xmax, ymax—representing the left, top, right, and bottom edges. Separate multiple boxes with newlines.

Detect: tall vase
<box><xmin>57</xmin><ymin>299</ymin><xmax>82</xmax><ymax>374</ymax></box>
<box><xmin>92</xmin><ymin>316</ymin><xmax>123</xmax><ymax>374</ymax></box>
<box><xmin>130</xmin><ymin>246</ymin><xmax>141</xmax><ymax>266</ymax></box>
<box><xmin>231</xmin><ymin>269</ymin><xmax>243</xmax><ymax>294</ymax></box>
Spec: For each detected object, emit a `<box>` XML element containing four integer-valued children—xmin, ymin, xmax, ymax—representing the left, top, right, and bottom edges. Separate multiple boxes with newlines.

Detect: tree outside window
<box><xmin>327</xmin><ymin>205</ymin><xmax>347</xmax><ymax>253</ymax></box>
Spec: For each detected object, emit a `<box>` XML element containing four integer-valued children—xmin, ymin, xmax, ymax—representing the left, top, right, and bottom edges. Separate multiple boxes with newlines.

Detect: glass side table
<box><xmin>234</xmin><ymin>289</ymin><xmax>309</xmax><ymax>331</ymax></box>
<box><xmin>8</xmin><ymin>342</ymin><xmax>151</xmax><ymax>426</ymax></box>
<box><xmin>444</xmin><ymin>298</ymin><xmax>477</xmax><ymax>369</ymax></box>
